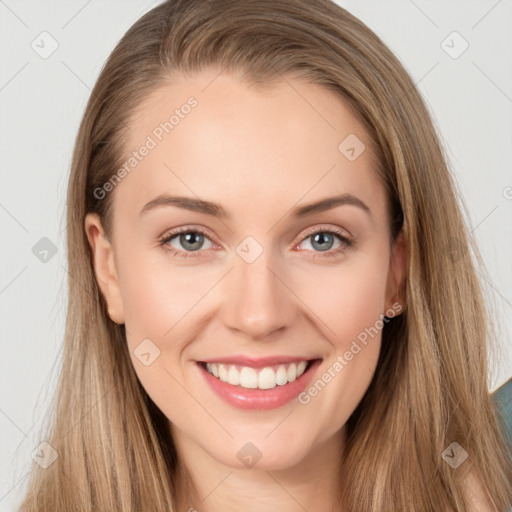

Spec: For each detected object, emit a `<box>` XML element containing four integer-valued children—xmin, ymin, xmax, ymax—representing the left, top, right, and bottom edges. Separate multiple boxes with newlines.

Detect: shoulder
<box><xmin>450</xmin><ymin>379</ymin><xmax>512</xmax><ymax>512</ymax></box>
<box><xmin>492</xmin><ymin>377</ymin><xmax>512</xmax><ymax>445</ymax></box>
<box><xmin>460</xmin><ymin>470</ymin><xmax>499</xmax><ymax>512</ymax></box>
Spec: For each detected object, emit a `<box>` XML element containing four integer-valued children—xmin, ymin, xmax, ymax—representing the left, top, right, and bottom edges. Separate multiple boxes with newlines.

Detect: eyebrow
<box><xmin>139</xmin><ymin>193</ymin><xmax>371</xmax><ymax>219</ymax></box>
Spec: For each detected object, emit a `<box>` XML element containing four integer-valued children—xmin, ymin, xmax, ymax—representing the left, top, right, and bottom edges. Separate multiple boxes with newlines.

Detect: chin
<box><xmin>211</xmin><ymin>439</ymin><xmax>311</xmax><ymax>472</ymax></box>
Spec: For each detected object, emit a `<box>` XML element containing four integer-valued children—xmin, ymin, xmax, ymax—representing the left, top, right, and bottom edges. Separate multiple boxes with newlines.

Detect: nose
<box><xmin>220</xmin><ymin>247</ymin><xmax>297</xmax><ymax>340</ymax></box>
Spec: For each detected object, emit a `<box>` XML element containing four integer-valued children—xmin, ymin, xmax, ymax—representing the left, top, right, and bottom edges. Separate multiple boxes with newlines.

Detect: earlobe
<box><xmin>84</xmin><ymin>213</ymin><xmax>125</xmax><ymax>324</ymax></box>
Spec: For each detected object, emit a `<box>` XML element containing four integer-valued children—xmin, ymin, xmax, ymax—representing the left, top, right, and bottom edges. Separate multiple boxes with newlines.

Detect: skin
<box><xmin>85</xmin><ymin>68</ymin><xmax>407</xmax><ymax>511</ymax></box>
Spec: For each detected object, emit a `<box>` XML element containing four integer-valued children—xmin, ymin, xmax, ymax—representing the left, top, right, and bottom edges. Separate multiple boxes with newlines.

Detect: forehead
<box><xmin>114</xmin><ymin>69</ymin><xmax>386</xmax><ymax>225</ymax></box>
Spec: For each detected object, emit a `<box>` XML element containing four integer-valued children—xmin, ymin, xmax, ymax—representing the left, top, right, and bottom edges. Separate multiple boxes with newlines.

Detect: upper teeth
<box><xmin>206</xmin><ymin>361</ymin><xmax>308</xmax><ymax>390</ymax></box>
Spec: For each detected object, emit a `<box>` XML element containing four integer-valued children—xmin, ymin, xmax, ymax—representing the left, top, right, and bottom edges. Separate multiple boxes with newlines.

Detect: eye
<box><xmin>158</xmin><ymin>226</ymin><xmax>216</xmax><ymax>258</ymax></box>
<box><xmin>296</xmin><ymin>226</ymin><xmax>353</xmax><ymax>258</ymax></box>
<box><xmin>158</xmin><ymin>225</ymin><xmax>354</xmax><ymax>259</ymax></box>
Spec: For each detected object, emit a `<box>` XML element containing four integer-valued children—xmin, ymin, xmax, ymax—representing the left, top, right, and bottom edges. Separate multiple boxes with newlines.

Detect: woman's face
<box><xmin>85</xmin><ymin>68</ymin><xmax>406</xmax><ymax>471</ymax></box>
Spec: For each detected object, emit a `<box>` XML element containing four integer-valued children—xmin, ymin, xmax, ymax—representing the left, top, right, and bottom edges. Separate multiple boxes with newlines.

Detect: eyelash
<box><xmin>157</xmin><ymin>225</ymin><xmax>353</xmax><ymax>259</ymax></box>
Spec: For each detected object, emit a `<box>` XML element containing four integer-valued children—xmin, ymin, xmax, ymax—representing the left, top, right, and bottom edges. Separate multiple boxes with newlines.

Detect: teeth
<box><xmin>228</xmin><ymin>366</ymin><xmax>240</xmax><ymax>386</ymax></box>
<box><xmin>287</xmin><ymin>363</ymin><xmax>297</xmax><ymax>383</ymax></box>
<box><xmin>204</xmin><ymin>361</ymin><xmax>310</xmax><ymax>390</ymax></box>
<box><xmin>240</xmin><ymin>367</ymin><xmax>258</xmax><ymax>388</ymax></box>
<box><xmin>206</xmin><ymin>362</ymin><xmax>219</xmax><ymax>378</ymax></box>
<box><xmin>258</xmin><ymin>367</ymin><xmax>276</xmax><ymax>389</ymax></box>
<box><xmin>276</xmin><ymin>365</ymin><xmax>288</xmax><ymax>385</ymax></box>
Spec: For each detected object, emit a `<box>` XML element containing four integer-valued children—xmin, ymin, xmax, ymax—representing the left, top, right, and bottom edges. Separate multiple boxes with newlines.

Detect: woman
<box><xmin>19</xmin><ymin>0</ymin><xmax>512</xmax><ymax>510</ymax></box>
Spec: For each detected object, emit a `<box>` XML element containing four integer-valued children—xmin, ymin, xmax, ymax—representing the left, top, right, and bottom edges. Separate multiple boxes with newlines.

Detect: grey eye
<box><xmin>310</xmin><ymin>232</ymin><xmax>335</xmax><ymax>251</ymax></box>
<box><xmin>168</xmin><ymin>232</ymin><xmax>214</xmax><ymax>252</ymax></box>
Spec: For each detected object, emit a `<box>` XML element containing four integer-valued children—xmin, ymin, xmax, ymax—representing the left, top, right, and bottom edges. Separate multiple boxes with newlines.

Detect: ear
<box><xmin>384</xmin><ymin>229</ymin><xmax>407</xmax><ymax>316</ymax></box>
<box><xmin>84</xmin><ymin>212</ymin><xmax>125</xmax><ymax>324</ymax></box>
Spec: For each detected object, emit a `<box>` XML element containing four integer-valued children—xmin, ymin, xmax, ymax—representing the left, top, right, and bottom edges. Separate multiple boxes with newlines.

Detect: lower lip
<box><xmin>197</xmin><ymin>359</ymin><xmax>322</xmax><ymax>410</ymax></box>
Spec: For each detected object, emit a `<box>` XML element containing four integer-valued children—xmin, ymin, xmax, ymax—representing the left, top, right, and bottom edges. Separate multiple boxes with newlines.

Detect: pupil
<box><xmin>312</xmin><ymin>233</ymin><xmax>333</xmax><ymax>251</ymax></box>
<box><xmin>180</xmin><ymin>232</ymin><xmax>204</xmax><ymax>251</ymax></box>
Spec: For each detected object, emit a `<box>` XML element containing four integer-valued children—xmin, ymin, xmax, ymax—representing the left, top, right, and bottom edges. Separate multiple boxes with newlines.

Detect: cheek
<box><xmin>118</xmin><ymin>248</ymin><xmax>219</xmax><ymax>341</ymax></box>
<box><xmin>117</xmin><ymin>252</ymin><xmax>212</xmax><ymax>414</ymax></box>
<box><xmin>292</xmin><ymin>256</ymin><xmax>389</xmax><ymax>429</ymax></box>
<box><xmin>295</xmin><ymin>256</ymin><xmax>389</xmax><ymax>348</ymax></box>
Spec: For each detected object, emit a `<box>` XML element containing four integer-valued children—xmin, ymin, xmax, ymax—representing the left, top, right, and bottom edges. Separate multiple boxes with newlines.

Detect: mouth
<box><xmin>196</xmin><ymin>357</ymin><xmax>322</xmax><ymax>410</ymax></box>
<box><xmin>197</xmin><ymin>358</ymin><xmax>321</xmax><ymax>390</ymax></box>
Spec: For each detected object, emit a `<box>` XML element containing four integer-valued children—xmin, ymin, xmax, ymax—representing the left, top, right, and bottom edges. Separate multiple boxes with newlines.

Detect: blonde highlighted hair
<box><xmin>19</xmin><ymin>0</ymin><xmax>512</xmax><ymax>510</ymax></box>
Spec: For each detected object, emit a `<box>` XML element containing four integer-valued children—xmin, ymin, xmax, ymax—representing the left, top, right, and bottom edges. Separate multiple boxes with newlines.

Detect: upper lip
<box><xmin>199</xmin><ymin>355</ymin><xmax>321</xmax><ymax>368</ymax></box>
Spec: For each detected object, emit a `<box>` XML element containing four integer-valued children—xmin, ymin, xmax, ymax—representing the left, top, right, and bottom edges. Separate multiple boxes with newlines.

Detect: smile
<box><xmin>204</xmin><ymin>360</ymin><xmax>310</xmax><ymax>390</ymax></box>
<box><xmin>196</xmin><ymin>358</ymin><xmax>322</xmax><ymax>410</ymax></box>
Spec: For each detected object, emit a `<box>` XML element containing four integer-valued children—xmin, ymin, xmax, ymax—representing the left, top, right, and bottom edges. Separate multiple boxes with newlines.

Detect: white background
<box><xmin>1</xmin><ymin>1</ymin><xmax>511</xmax><ymax>509</ymax></box>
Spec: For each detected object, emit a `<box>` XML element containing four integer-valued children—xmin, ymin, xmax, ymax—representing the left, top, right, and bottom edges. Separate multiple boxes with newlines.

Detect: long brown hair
<box><xmin>19</xmin><ymin>0</ymin><xmax>512</xmax><ymax>510</ymax></box>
